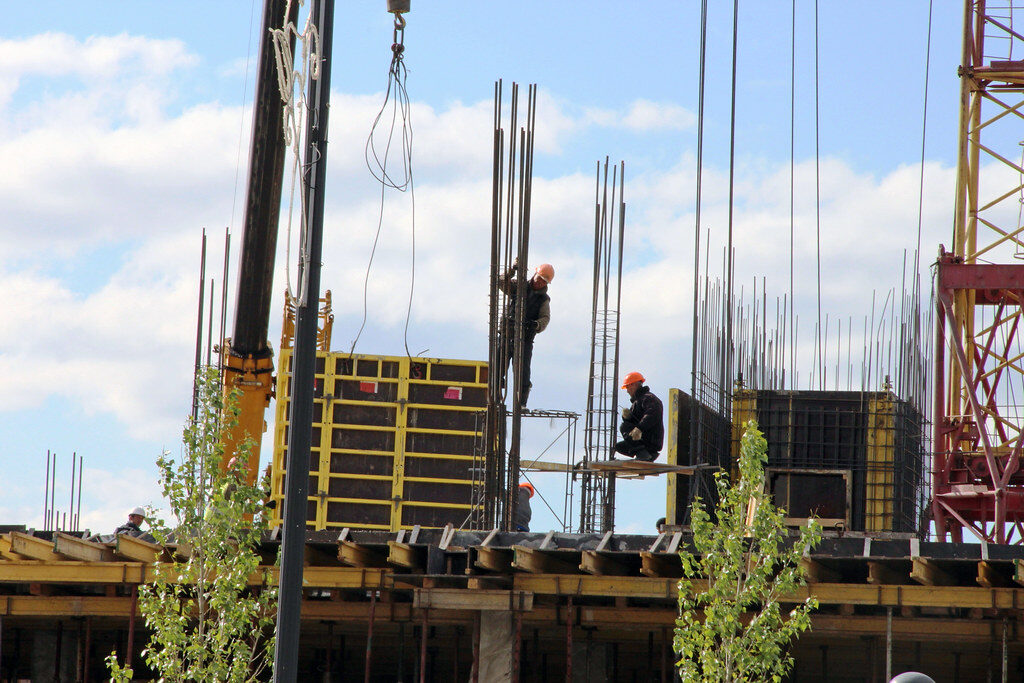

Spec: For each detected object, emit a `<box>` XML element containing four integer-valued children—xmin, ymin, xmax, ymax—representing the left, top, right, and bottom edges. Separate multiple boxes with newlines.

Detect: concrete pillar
<box><xmin>478</xmin><ymin>611</ymin><xmax>514</xmax><ymax>682</ymax></box>
<box><xmin>572</xmin><ymin>637</ymin><xmax>610</xmax><ymax>683</ymax></box>
<box><xmin>30</xmin><ymin>627</ymin><xmax>75</xmax><ymax>682</ymax></box>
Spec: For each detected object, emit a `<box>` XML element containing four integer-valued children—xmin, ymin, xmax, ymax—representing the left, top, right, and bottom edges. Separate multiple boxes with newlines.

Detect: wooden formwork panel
<box><xmin>271</xmin><ymin>351</ymin><xmax>488</xmax><ymax>531</ymax></box>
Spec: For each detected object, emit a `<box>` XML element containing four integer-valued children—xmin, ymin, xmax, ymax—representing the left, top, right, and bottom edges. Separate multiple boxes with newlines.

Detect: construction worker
<box><xmin>498</xmin><ymin>260</ymin><xmax>554</xmax><ymax>406</ymax></box>
<box><xmin>114</xmin><ymin>507</ymin><xmax>147</xmax><ymax>538</ymax></box>
<box><xmin>615</xmin><ymin>371</ymin><xmax>664</xmax><ymax>462</ymax></box>
<box><xmin>514</xmin><ymin>482</ymin><xmax>534</xmax><ymax>532</ymax></box>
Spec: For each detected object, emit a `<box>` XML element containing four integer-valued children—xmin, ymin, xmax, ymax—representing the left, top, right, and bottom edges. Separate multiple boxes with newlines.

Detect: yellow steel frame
<box><xmin>271</xmin><ymin>351</ymin><xmax>487</xmax><ymax>531</ymax></box>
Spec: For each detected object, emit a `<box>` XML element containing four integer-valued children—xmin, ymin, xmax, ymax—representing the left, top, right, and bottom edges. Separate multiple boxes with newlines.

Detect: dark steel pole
<box><xmin>273</xmin><ymin>0</ymin><xmax>334</xmax><ymax>679</ymax></box>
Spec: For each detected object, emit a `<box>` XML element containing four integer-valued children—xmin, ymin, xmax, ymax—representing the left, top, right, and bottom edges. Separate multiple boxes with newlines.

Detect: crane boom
<box><xmin>221</xmin><ymin>0</ymin><xmax>297</xmax><ymax>486</ymax></box>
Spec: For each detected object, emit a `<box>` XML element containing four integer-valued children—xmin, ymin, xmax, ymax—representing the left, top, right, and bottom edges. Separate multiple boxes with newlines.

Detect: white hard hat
<box><xmin>130</xmin><ymin>507</ymin><xmax>146</xmax><ymax>517</ymax></box>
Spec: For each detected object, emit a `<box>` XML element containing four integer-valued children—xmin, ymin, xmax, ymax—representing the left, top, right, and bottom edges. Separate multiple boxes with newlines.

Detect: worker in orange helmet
<box><xmin>514</xmin><ymin>482</ymin><xmax>535</xmax><ymax>532</ymax></box>
<box><xmin>614</xmin><ymin>371</ymin><xmax>663</xmax><ymax>462</ymax></box>
<box><xmin>498</xmin><ymin>260</ymin><xmax>554</xmax><ymax>407</ymax></box>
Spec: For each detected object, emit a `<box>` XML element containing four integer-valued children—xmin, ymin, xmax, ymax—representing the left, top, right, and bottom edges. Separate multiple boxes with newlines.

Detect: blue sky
<box><xmin>2</xmin><ymin>2</ymin><xmax>967</xmax><ymax>534</ymax></box>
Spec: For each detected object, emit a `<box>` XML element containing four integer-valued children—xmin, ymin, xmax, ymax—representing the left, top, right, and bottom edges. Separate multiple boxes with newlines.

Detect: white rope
<box><xmin>270</xmin><ymin>0</ymin><xmax>321</xmax><ymax>306</ymax></box>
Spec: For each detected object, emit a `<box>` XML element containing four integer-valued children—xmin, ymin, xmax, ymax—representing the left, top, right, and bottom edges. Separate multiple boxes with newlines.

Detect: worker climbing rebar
<box><xmin>498</xmin><ymin>259</ymin><xmax>554</xmax><ymax>407</ymax></box>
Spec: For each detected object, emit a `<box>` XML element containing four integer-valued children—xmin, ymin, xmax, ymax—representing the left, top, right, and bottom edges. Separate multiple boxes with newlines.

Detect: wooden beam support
<box><xmin>53</xmin><ymin>533</ymin><xmax>115</xmax><ymax>563</ymax></box>
<box><xmin>639</xmin><ymin>552</ymin><xmax>682</xmax><ymax>578</ymax></box>
<box><xmin>580</xmin><ymin>551</ymin><xmax>633</xmax><ymax>577</ymax></box>
<box><xmin>977</xmin><ymin>560</ymin><xmax>1013</xmax><ymax>588</ymax></box>
<box><xmin>387</xmin><ymin>541</ymin><xmax>423</xmax><ymax>570</ymax></box>
<box><xmin>9</xmin><ymin>532</ymin><xmax>62</xmax><ymax>562</ymax></box>
<box><xmin>338</xmin><ymin>541</ymin><xmax>388</xmax><ymax>568</ymax></box>
<box><xmin>413</xmin><ymin>588</ymin><xmax>533</xmax><ymax>611</ymax></box>
<box><xmin>867</xmin><ymin>561</ymin><xmax>910</xmax><ymax>586</ymax></box>
<box><xmin>303</xmin><ymin>545</ymin><xmax>341</xmax><ymax>567</ymax></box>
<box><xmin>473</xmin><ymin>547</ymin><xmax>513</xmax><ymax>573</ymax></box>
<box><xmin>911</xmin><ymin>557</ymin><xmax>956</xmax><ymax>586</ymax></box>
<box><xmin>1013</xmin><ymin>559</ymin><xmax>1024</xmax><ymax>587</ymax></box>
<box><xmin>0</xmin><ymin>535</ymin><xmax>29</xmax><ymax>561</ymax></box>
<box><xmin>800</xmin><ymin>558</ymin><xmax>840</xmax><ymax>583</ymax></box>
<box><xmin>511</xmin><ymin>547</ymin><xmax>581</xmax><ymax>575</ymax></box>
<box><xmin>114</xmin><ymin>535</ymin><xmax>165</xmax><ymax>563</ymax></box>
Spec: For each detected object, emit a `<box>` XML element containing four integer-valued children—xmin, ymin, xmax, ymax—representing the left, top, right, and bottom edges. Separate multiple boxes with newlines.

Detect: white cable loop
<box><xmin>270</xmin><ymin>0</ymin><xmax>322</xmax><ymax>306</ymax></box>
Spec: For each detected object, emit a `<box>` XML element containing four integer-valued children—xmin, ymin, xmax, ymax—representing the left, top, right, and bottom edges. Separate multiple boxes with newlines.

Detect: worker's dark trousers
<box><xmin>499</xmin><ymin>332</ymin><xmax>534</xmax><ymax>406</ymax></box>
<box><xmin>614</xmin><ymin>439</ymin><xmax>658</xmax><ymax>462</ymax></box>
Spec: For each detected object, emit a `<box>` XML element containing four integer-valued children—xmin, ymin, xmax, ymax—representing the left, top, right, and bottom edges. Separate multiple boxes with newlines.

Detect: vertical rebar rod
<box><xmin>44</xmin><ymin>450</ymin><xmax>51</xmax><ymax>530</ymax></box>
<box><xmin>192</xmin><ymin>229</ymin><xmax>207</xmax><ymax>421</ymax></box>
<box><xmin>75</xmin><ymin>454</ymin><xmax>83</xmax><ymax>532</ymax></box>
<box><xmin>69</xmin><ymin>453</ymin><xmax>76</xmax><ymax>534</ymax></box>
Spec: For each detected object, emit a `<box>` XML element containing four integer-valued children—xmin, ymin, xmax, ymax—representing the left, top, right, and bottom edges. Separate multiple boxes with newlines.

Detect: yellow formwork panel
<box><xmin>865</xmin><ymin>393</ymin><xmax>896</xmax><ymax>532</ymax></box>
<box><xmin>665</xmin><ymin>389</ymin><xmax>681</xmax><ymax>526</ymax></box>
<box><xmin>270</xmin><ymin>350</ymin><xmax>488</xmax><ymax>531</ymax></box>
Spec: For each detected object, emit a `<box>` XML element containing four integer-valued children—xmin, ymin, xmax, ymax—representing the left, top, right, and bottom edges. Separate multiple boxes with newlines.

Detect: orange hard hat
<box><xmin>534</xmin><ymin>263</ymin><xmax>554</xmax><ymax>284</ymax></box>
<box><xmin>621</xmin><ymin>371</ymin><xmax>645</xmax><ymax>389</ymax></box>
<box><xmin>519</xmin><ymin>482</ymin><xmax>535</xmax><ymax>497</ymax></box>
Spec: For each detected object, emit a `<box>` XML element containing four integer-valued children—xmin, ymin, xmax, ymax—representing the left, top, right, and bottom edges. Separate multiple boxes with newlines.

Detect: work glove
<box><xmin>621</xmin><ymin>407</ymin><xmax>631</xmax><ymax>420</ymax></box>
<box><xmin>629</xmin><ymin>427</ymin><xmax>642</xmax><ymax>441</ymax></box>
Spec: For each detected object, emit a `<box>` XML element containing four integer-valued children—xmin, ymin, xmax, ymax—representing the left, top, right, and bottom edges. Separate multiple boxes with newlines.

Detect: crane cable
<box><xmin>350</xmin><ymin>11</ymin><xmax>418</xmax><ymax>358</ymax></box>
<box><xmin>814</xmin><ymin>0</ymin><xmax>823</xmax><ymax>390</ymax></box>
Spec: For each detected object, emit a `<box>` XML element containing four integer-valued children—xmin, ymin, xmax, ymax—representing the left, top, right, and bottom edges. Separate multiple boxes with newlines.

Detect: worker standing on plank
<box><xmin>498</xmin><ymin>260</ymin><xmax>554</xmax><ymax>407</ymax></box>
<box><xmin>615</xmin><ymin>371</ymin><xmax>664</xmax><ymax>462</ymax></box>
<box><xmin>114</xmin><ymin>507</ymin><xmax>147</xmax><ymax>538</ymax></box>
<box><xmin>514</xmin><ymin>482</ymin><xmax>534</xmax><ymax>532</ymax></box>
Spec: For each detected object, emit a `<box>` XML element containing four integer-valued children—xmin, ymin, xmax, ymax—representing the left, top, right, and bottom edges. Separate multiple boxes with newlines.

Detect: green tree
<box><xmin>674</xmin><ymin>420</ymin><xmax>821</xmax><ymax>683</ymax></box>
<box><xmin>108</xmin><ymin>368</ymin><xmax>277</xmax><ymax>682</ymax></box>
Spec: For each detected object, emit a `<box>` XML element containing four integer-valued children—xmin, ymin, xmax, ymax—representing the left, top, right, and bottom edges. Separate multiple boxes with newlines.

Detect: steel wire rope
<box><xmin>915</xmin><ymin>0</ymin><xmax>934</xmax><ymax>285</ymax></box>
<box><xmin>351</xmin><ymin>15</ymin><xmax>418</xmax><ymax>358</ymax></box>
<box><xmin>789</xmin><ymin>0</ymin><xmax>796</xmax><ymax>388</ymax></box>
<box><xmin>229</xmin><ymin>0</ymin><xmax>259</xmax><ymax>235</ymax></box>
<box><xmin>814</xmin><ymin>0</ymin><xmax>823</xmax><ymax>390</ymax></box>
<box><xmin>689</xmin><ymin>0</ymin><xmax>708</xmax><ymax>442</ymax></box>
<box><xmin>723</xmin><ymin>0</ymin><xmax>739</xmax><ymax>406</ymax></box>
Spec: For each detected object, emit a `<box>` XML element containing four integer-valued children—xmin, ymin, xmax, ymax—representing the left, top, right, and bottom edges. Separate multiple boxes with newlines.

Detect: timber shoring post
<box><xmin>565</xmin><ymin>596</ymin><xmax>573</xmax><ymax>683</ymax></box>
<box><xmin>660</xmin><ymin>626</ymin><xmax>667</xmax><ymax>683</ymax></box>
<box><xmin>398</xmin><ymin>622</ymin><xmax>405</xmax><ymax>681</ymax></box>
<box><xmin>419</xmin><ymin>609</ymin><xmax>428</xmax><ymax>683</ymax></box>
<box><xmin>75</xmin><ymin>617</ymin><xmax>83</xmax><ymax>683</ymax></box>
<box><xmin>471</xmin><ymin>611</ymin><xmax>480</xmax><ymax>683</ymax></box>
<box><xmin>648</xmin><ymin>630</ymin><xmax>654</xmax><ymax>682</ymax></box>
<box><xmin>126</xmin><ymin>585</ymin><xmax>137</xmax><ymax>671</ymax></box>
<box><xmin>84</xmin><ymin>617</ymin><xmax>93</xmax><ymax>683</ymax></box>
<box><xmin>364</xmin><ymin>590</ymin><xmax>377</xmax><ymax>683</ymax></box>
<box><xmin>54</xmin><ymin>619</ymin><xmax>63</xmax><ymax>683</ymax></box>
<box><xmin>454</xmin><ymin>626</ymin><xmax>461</xmax><ymax>680</ymax></box>
<box><xmin>325</xmin><ymin>621</ymin><xmax>333</xmax><ymax>680</ymax></box>
<box><xmin>512</xmin><ymin>610</ymin><xmax>522</xmax><ymax>682</ymax></box>
<box><xmin>1003</xmin><ymin>618</ymin><xmax>1009</xmax><ymax>683</ymax></box>
<box><xmin>886</xmin><ymin>606</ymin><xmax>893</xmax><ymax>682</ymax></box>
